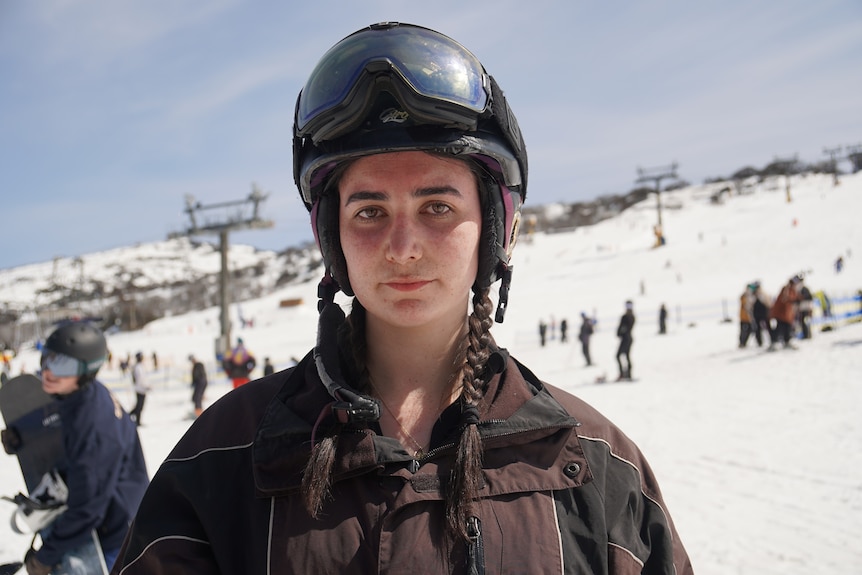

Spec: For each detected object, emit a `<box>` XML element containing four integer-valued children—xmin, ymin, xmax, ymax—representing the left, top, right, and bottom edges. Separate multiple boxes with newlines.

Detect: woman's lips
<box><xmin>384</xmin><ymin>280</ymin><xmax>430</xmax><ymax>292</ymax></box>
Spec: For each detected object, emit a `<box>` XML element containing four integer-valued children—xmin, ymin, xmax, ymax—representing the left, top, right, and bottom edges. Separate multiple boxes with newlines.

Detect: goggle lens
<box><xmin>40</xmin><ymin>351</ymin><xmax>82</xmax><ymax>378</ymax></box>
<box><xmin>296</xmin><ymin>24</ymin><xmax>489</xmax><ymax>134</ymax></box>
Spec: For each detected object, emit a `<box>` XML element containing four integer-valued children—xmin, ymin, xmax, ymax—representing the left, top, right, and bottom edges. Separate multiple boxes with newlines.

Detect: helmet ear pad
<box><xmin>474</xmin><ymin>172</ymin><xmax>522</xmax><ymax>292</ymax></box>
<box><xmin>315</xmin><ymin>189</ymin><xmax>353</xmax><ymax>296</ymax></box>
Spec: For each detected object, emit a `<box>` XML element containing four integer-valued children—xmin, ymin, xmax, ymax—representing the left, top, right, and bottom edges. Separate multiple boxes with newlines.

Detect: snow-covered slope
<box><xmin>1</xmin><ymin>172</ymin><xmax>860</xmax><ymax>573</ymax></box>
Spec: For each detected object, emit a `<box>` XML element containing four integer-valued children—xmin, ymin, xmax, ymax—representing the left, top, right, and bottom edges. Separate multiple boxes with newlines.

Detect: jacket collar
<box><xmin>252</xmin><ymin>349</ymin><xmax>584</xmax><ymax>497</ymax></box>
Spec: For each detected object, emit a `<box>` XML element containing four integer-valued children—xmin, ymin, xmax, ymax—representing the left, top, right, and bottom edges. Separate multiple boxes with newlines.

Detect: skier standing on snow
<box><xmin>7</xmin><ymin>321</ymin><xmax>148</xmax><ymax>573</ymax></box>
<box><xmin>616</xmin><ymin>301</ymin><xmax>635</xmax><ymax>380</ymax></box>
<box><xmin>262</xmin><ymin>357</ymin><xmax>275</xmax><ymax>377</ymax></box>
<box><xmin>578</xmin><ymin>312</ymin><xmax>594</xmax><ymax>366</ymax></box>
<box><xmin>751</xmin><ymin>282</ymin><xmax>771</xmax><ymax>347</ymax></box>
<box><xmin>796</xmin><ymin>278</ymin><xmax>814</xmax><ymax>339</ymax></box>
<box><xmin>738</xmin><ymin>286</ymin><xmax>754</xmax><ymax>347</ymax></box>
<box><xmin>222</xmin><ymin>338</ymin><xmax>256</xmax><ymax>388</ymax></box>
<box><xmin>658</xmin><ymin>303</ymin><xmax>668</xmax><ymax>334</ymax></box>
<box><xmin>111</xmin><ymin>22</ymin><xmax>691</xmax><ymax>574</ymax></box>
<box><xmin>769</xmin><ymin>276</ymin><xmax>800</xmax><ymax>350</ymax></box>
<box><xmin>188</xmin><ymin>354</ymin><xmax>208</xmax><ymax>418</ymax></box>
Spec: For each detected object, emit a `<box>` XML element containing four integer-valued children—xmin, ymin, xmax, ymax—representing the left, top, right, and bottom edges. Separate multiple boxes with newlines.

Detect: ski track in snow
<box><xmin>1</xmin><ymin>173</ymin><xmax>861</xmax><ymax>573</ymax></box>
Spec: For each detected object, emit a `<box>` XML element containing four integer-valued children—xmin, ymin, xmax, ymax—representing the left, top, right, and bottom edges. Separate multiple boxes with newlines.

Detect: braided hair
<box><xmin>301</xmin><ymin>289</ymin><xmax>494</xmax><ymax>543</ymax></box>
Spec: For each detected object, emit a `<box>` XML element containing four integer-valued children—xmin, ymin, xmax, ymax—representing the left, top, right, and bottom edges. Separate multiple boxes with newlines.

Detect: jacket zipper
<box><xmin>466</xmin><ymin>516</ymin><xmax>485</xmax><ymax>575</ymax></box>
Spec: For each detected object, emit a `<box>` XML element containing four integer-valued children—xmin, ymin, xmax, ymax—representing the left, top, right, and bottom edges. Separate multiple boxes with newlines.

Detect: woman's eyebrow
<box><xmin>344</xmin><ymin>190</ymin><xmax>387</xmax><ymax>205</ymax></box>
<box><xmin>344</xmin><ymin>186</ymin><xmax>462</xmax><ymax>205</ymax></box>
<box><xmin>413</xmin><ymin>186</ymin><xmax>462</xmax><ymax>198</ymax></box>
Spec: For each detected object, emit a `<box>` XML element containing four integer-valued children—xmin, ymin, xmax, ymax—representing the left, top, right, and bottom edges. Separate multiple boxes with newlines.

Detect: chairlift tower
<box><xmin>823</xmin><ymin>146</ymin><xmax>843</xmax><ymax>186</ymax></box>
<box><xmin>846</xmin><ymin>144</ymin><xmax>862</xmax><ymax>174</ymax></box>
<box><xmin>636</xmin><ymin>162</ymin><xmax>678</xmax><ymax>246</ymax></box>
<box><xmin>178</xmin><ymin>184</ymin><xmax>274</xmax><ymax>355</ymax></box>
<box><xmin>771</xmin><ymin>155</ymin><xmax>798</xmax><ymax>203</ymax></box>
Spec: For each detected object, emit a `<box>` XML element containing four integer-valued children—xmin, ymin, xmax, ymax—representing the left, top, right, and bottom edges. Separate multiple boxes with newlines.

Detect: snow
<box><xmin>1</xmin><ymin>172</ymin><xmax>861</xmax><ymax>573</ymax></box>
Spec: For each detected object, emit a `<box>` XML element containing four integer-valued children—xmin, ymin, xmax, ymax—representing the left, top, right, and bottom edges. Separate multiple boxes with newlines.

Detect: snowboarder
<box><xmin>112</xmin><ymin>22</ymin><xmax>692</xmax><ymax>575</ymax></box>
<box><xmin>538</xmin><ymin>319</ymin><xmax>548</xmax><ymax>347</ymax></box>
<box><xmin>6</xmin><ymin>321</ymin><xmax>148</xmax><ymax>573</ymax></box>
<box><xmin>616</xmin><ymin>301</ymin><xmax>635</xmax><ymax>380</ymax></box>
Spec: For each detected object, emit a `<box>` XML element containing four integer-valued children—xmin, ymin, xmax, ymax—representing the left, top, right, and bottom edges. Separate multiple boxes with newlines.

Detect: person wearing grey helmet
<box><xmin>15</xmin><ymin>321</ymin><xmax>148</xmax><ymax>574</ymax></box>
<box><xmin>112</xmin><ymin>22</ymin><xmax>691</xmax><ymax>574</ymax></box>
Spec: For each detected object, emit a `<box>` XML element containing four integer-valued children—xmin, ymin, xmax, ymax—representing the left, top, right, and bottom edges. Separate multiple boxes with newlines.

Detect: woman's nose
<box><xmin>385</xmin><ymin>215</ymin><xmax>421</xmax><ymax>264</ymax></box>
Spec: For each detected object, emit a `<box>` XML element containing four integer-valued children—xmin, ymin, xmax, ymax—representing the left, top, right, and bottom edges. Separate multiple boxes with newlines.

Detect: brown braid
<box><xmin>447</xmin><ymin>286</ymin><xmax>494</xmax><ymax>540</ymax></box>
<box><xmin>301</xmin><ymin>433</ymin><xmax>337</xmax><ymax>516</ymax></box>
<box><xmin>301</xmin><ymin>301</ymin><xmax>368</xmax><ymax>518</ymax></box>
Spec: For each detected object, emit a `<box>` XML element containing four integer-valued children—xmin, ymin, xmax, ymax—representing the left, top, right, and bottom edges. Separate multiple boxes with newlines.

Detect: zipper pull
<box><xmin>466</xmin><ymin>516</ymin><xmax>485</xmax><ymax>575</ymax></box>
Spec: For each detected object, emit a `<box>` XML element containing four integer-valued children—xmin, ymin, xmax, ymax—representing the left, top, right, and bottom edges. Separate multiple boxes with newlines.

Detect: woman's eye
<box><xmin>427</xmin><ymin>202</ymin><xmax>451</xmax><ymax>215</ymax></box>
<box><xmin>357</xmin><ymin>207</ymin><xmax>382</xmax><ymax>219</ymax></box>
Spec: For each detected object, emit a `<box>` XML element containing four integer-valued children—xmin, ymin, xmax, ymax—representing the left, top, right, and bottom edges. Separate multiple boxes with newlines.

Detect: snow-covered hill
<box><xmin>1</xmin><ymin>172</ymin><xmax>861</xmax><ymax>573</ymax></box>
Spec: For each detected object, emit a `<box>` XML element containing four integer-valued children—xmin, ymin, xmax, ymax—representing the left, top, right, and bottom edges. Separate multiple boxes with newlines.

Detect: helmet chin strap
<box><xmin>494</xmin><ymin>265</ymin><xmax>513</xmax><ymax>324</ymax></box>
<box><xmin>314</xmin><ymin>273</ymin><xmax>381</xmax><ymax>424</ymax></box>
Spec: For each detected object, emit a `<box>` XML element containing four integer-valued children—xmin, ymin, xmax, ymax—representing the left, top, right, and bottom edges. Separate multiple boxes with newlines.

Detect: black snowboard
<box><xmin>0</xmin><ymin>374</ymin><xmax>62</xmax><ymax>493</ymax></box>
<box><xmin>0</xmin><ymin>374</ymin><xmax>108</xmax><ymax>575</ymax></box>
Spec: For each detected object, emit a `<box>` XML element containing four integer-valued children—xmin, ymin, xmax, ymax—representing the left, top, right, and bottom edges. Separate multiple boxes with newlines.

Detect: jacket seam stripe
<box><xmin>163</xmin><ymin>441</ymin><xmax>254</xmax><ymax>463</ymax></box>
<box><xmin>608</xmin><ymin>541</ymin><xmax>645</xmax><ymax>568</ymax></box>
<box><xmin>549</xmin><ymin>490</ymin><xmax>565</xmax><ymax>575</ymax></box>
<box><xmin>267</xmin><ymin>497</ymin><xmax>275</xmax><ymax>575</ymax></box>
<box><xmin>117</xmin><ymin>535</ymin><xmax>210</xmax><ymax>574</ymax></box>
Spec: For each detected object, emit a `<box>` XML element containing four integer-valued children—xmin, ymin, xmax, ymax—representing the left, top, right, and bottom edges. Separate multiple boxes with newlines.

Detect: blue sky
<box><xmin>1</xmin><ymin>0</ymin><xmax>860</xmax><ymax>270</ymax></box>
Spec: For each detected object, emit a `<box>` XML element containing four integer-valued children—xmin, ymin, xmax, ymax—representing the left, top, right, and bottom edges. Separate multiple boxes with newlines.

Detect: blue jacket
<box><xmin>37</xmin><ymin>380</ymin><xmax>149</xmax><ymax>566</ymax></box>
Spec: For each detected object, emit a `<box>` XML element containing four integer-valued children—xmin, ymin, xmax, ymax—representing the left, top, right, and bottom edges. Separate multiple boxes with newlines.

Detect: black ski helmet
<box><xmin>43</xmin><ymin>321</ymin><xmax>107</xmax><ymax>379</ymax></box>
<box><xmin>293</xmin><ymin>22</ymin><xmax>528</xmax><ymax>310</ymax></box>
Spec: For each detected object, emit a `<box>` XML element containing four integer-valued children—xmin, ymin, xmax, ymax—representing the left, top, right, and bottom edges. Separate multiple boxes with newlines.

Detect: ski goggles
<box><xmin>295</xmin><ymin>22</ymin><xmax>491</xmax><ymax>144</ymax></box>
<box><xmin>40</xmin><ymin>351</ymin><xmax>83</xmax><ymax>378</ymax></box>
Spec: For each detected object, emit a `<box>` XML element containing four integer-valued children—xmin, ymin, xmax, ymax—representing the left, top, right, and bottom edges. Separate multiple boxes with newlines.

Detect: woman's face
<box><xmin>338</xmin><ymin>151</ymin><xmax>482</xmax><ymax>330</ymax></box>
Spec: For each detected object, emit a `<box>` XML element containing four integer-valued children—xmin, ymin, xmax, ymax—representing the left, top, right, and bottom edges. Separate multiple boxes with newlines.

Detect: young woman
<box><xmin>112</xmin><ymin>23</ymin><xmax>692</xmax><ymax>574</ymax></box>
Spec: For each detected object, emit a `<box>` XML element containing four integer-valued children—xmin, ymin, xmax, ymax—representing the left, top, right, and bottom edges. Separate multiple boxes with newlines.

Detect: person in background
<box><xmin>738</xmin><ymin>287</ymin><xmax>754</xmax><ymax>348</ymax></box>
<box><xmin>751</xmin><ymin>282</ymin><xmax>771</xmax><ymax>347</ymax></box>
<box><xmin>222</xmin><ymin>338</ymin><xmax>256</xmax><ymax>388</ymax></box>
<box><xmin>129</xmin><ymin>352</ymin><xmax>149</xmax><ymax>426</ymax></box>
<box><xmin>4</xmin><ymin>321</ymin><xmax>148</xmax><ymax>573</ymax></box>
<box><xmin>112</xmin><ymin>22</ymin><xmax>691</xmax><ymax>574</ymax></box>
<box><xmin>578</xmin><ymin>312</ymin><xmax>594</xmax><ymax>366</ymax></box>
<box><xmin>658</xmin><ymin>303</ymin><xmax>668</xmax><ymax>335</ymax></box>
<box><xmin>616</xmin><ymin>301</ymin><xmax>635</xmax><ymax>380</ymax></box>
<box><xmin>189</xmin><ymin>355</ymin><xmax>208</xmax><ymax>418</ymax></box>
<box><xmin>796</xmin><ymin>277</ymin><xmax>813</xmax><ymax>339</ymax></box>
<box><xmin>263</xmin><ymin>357</ymin><xmax>275</xmax><ymax>377</ymax></box>
<box><xmin>769</xmin><ymin>276</ymin><xmax>800</xmax><ymax>350</ymax></box>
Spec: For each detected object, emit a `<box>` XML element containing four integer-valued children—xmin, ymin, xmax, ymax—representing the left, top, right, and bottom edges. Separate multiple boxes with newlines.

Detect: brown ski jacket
<box><xmin>112</xmin><ymin>350</ymin><xmax>692</xmax><ymax>574</ymax></box>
